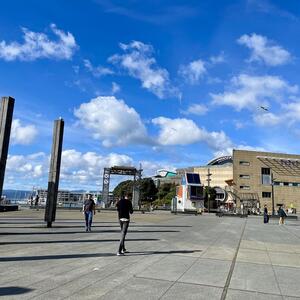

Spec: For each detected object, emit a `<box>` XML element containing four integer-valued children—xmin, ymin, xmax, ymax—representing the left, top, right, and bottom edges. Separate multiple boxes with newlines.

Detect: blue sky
<box><xmin>1</xmin><ymin>0</ymin><xmax>300</xmax><ymax>190</ymax></box>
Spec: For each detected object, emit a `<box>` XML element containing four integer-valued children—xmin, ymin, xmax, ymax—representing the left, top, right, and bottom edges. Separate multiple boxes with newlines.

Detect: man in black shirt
<box><xmin>116</xmin><ymin>194</ymin><xmax>133</xmax><ymax>255</ymax></box>
<box><xmin>83</xmin><ymin>194</ymin><xmax>96</xmax><ymax>232</ymax></box>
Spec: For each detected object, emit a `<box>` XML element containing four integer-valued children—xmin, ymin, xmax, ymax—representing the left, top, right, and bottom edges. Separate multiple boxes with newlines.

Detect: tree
<box><xmin>113</xmin><ymin>178</ymin><xmax>158</xmax><ymax>203</ymax></box>
<box><xmin>139</xmin><ymin>178</ymin><xmax>158</xmax><ymax>203</ymax></box>
<box><xmin>204</xmin><ymin>186</ymin><xmax>217</xmax><ymax>209</ymax></box>
<box><xmin>113</xmin><ymin>180</ymin><xmax>133</xmax><ymax>198</ymax></box>
<box><xmin>154</xmin><ymin>183</ymin><xmax>177</xmax><ymax>206</ymax></box>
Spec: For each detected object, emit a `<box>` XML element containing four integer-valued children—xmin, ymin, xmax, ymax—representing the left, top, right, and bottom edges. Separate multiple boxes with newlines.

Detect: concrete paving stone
<box><xmin>68</xmin><ymin>253</ymin><xmax>167</xmax><ymax>299</ymax></box>
<box><xmin>269</xmin><ymin>251</ymin><xmax>300</xmax><ymax>268</ymax></box>
<box><xmin>273</xmin><ymin>266</ymin><xmax>300</xmax><ymax>298</ymax></box>
<box><xmin>226</xmin><ymin>289</ymin><xmax>282</xmax><ymax>299</ymax></box>
<box><xmin>229</xmin><ymin>262</ymin><xmax>281</xmax><ymax>295</ymax></box>
<box><xmin>32</xmin><ymin>257</ymin><xmax>140</xmax><ymax>300</ymax></box>
<box><xmin>240</xmin><ymin>240</ymin><xmax>266</xmax><ymax>251</ymax></box>
<box><xmin>1</xmin><ymin>210</ymin><xmax>300</xmax><ymax>300</ymax></box>
<box><xmin>266</xmin><ymin>242</ymin><xmax>299</xmax><ymax>254</ymax></box>
<box><xmin>136</xmin><ymin>255</ymin><xmax>197</xmax><ymax>282</ymax></box>
<box><xmin>179</xmin><ymin>258</ymin><xmax>231</xmax><ymax>287</ymax></box>
<box><xmin>237</xmin><ymin>248</ymin><xmax>271</xmax><ymax>265</ymax></box>
<box><xmin>161</xmin><ymin>282</ymin><xmax>223</xmax><ymax>300</ymax></box>
<box><xmin>96</xmin><ymin>277</ymin><xmax>172</xmax><ymax>300</ymax></box>
<box><xmin>201</xmin><ymin>246</ymin><xmax>235</xmax><ymax>261</ymax></box>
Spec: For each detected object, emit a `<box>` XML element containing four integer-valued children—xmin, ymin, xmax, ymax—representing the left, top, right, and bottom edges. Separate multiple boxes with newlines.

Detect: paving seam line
<box><xmin>220</xmin><ymin>218</ymin><xmax>247</xmax><ymax>300</ymax></box>
<box><xmin>157</xmin><ymin>219</ymin><xmax>238</xmax><ymax>300</ymax></box>
<box><xmin>1</xmin><ymin>239</ymin><xmax>112</xmax><ymax>285</ymax></box>
<box><xmin>30</xmin><ymin>236</ymin><xmax>153</xmax><ymax>296</ymax></box>
<box><xmin>30</xmin><ymin>256</ymin><xmax>140</xmax><ymax>300</ymax></box>
<box><xmin>266</xmin><ymin>239</ymin><xmax>288</xmax><ymax>299</ymax></box>
<box><xmin>80</xmin><ymin>219</ymin><xmax>221</xmax><ymax>300</ymax></box>
<box><xmin>25</xmin><ymin>241</ymin><xmax>140</xmax><ymax>298</ymax></box>
<box><xmin>63</xmin><ymin>245</ymin><xmax>171</xmax><ymax>299</ymax></box>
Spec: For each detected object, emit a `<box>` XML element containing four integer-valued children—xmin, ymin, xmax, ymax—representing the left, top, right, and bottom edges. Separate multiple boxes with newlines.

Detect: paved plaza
<box><xmin>1</xmin><ymin>209</ymin><xmax>300</xmax><ymax>299</ymax></box>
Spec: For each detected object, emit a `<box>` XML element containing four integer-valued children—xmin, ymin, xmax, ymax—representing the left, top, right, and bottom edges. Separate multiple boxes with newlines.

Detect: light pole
<box><xmin>206</xmin><ymin>168</ymin><xmax>212</xmax><ymax>213</ymax></box>
<box><xmin>271</xmin><ymin>172</ymin><xmax>275</xmax><ymax>216</ymax></box>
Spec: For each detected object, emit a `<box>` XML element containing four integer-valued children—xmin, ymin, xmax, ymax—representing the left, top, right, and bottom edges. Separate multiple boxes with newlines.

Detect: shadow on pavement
<box><xmin>0</xmin><ymin>230</ymin><xmax>180</xmax><ymax>235</ymax></box>
<box><xmin>126</xmin><ymin>250</ymin><xmax>202</xmax><ymax>256</ymax></box>
<box><xmin>0</xmin><ymin>250</ymin><xmax>202</xmax><ymax>262</ymax></box>
<box><xmin>0</xmin><ymin>238</ymin><xmax>160</xmax><ymax>245</ymax></box>
<box><xmin>0</xmin><ymin>287</ymin><xmax>33</xmax><ymax>296</ymax></box>
<box><xmin>1</xmin><ymin>224</ymin><xmax>192</xmax><ymax>229</ymax></box>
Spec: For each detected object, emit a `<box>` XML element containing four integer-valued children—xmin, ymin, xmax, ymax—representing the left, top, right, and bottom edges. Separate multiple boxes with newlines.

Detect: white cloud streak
<box><xmin>109</xmin><ymin>40</ymin><xmax>178</xmax><ymax>98</ymax></box>
<box><xmin>211</xmin><ymin>74</ymin><xmax>298</xmax><ymax>111</ymax></box>
<box><xmin>181</xmin><ymin>103</ymin><xmax>208</xmax><ymax>116</ymax></box>
<box><xmin>83</xmin><ymin>59</ymin><xmax>114</xmax><ymax>77</ymax></box>
<box><xmin>0</xmin><ymin>24</ymin><xmax>77</xmax><ymax>61</ymax></box>
<box><xmin>238</xmin><ymin>33</ymin><xmax>291</xmax><ymax>66</ymax></box>
<box><xmin>178</xmin><ymin>59</ymin><xmax>206</xmax><ymax>84</ymax></box>
<box><xmin>11</xmin><ymin>119</ymin><xmax>38</xmax><ymax>145</ymax></box>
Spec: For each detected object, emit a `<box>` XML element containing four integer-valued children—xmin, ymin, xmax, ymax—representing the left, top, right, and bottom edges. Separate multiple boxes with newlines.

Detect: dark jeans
<box><xmin>118</xmin><ymin>220</ymin><xmax>129</xmax><ymax>253</ymax></box>
<box><xmin>84</xmin><ymin>211</ymin><xmax>93</xmax><ymax>229</ymax></box>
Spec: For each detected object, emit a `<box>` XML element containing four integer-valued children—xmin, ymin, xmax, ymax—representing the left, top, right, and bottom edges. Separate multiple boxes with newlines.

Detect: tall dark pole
<box><xmin>271</xmin><ymin>172</ymin><xmax>275</xmax><ymax>216</ymax></box>
<box><xmin>207</xmin><ymin>168</ymin><xmax>212</xmax><ymax>213</ymax></box>
<box><xmin>0</xmin><ymin>97</ymin><xmax>14</xmax><ymax>200</ymax></box>
<box><xmin>45</xmin><ymin>119</ymin><xmax>64</xmax><ymax>227</ymax></box>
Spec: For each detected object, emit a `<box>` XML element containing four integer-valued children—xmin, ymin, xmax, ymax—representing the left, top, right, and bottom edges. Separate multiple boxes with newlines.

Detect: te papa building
<box><xmin>173</xmin><ymin>149</ymin><xmax>300</xmax><ymax>213</ymax></box>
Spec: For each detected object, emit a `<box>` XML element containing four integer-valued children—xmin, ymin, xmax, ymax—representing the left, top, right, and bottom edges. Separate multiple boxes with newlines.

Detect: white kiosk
<box><xmin>174</xmin><ymin>172</ymin><xmax>205</xmax><ymax>212</ymax></box>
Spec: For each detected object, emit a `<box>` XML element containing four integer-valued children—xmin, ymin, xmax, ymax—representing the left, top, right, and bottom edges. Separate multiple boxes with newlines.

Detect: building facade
<box><xmin>233</xmin><ymin>149</ymin><xmax>300</xmax><ymax>212</ymax></box>
<box><xmin>174</xmin><ymin>150</ymin><xmax>300</xmax><ymax>212</ymax></box>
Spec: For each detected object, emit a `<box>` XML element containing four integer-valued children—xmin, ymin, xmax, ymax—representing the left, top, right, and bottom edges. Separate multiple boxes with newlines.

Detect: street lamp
<box><xmin>271</xmin><ymin>172</ymin><xmax>276</xmax><ymax>216</ymax></box>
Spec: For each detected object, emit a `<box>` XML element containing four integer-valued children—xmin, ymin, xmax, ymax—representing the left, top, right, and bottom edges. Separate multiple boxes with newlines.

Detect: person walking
<box><xmin>278</xmin><ymin>205</ymin><xmax>287</xmax><ymax>225</ymax></box>
<box><xmin>263</xmin><ymin>204</ymin><xmax>269</xmax><ymax>224</ymax></box>
<box><xmin>34</xmin><ymin>195</ymin><xmax>39</xmax><ymax>210</ymax></box>
<box><xmin>116</xmin><ymin>193</ymin><xmax>133</xmax><ymax>256</ymax></box>
<box><xmin>83</xmin><ymin>194</ymin><xmax>96</xmax><ymax>232</ymax></box>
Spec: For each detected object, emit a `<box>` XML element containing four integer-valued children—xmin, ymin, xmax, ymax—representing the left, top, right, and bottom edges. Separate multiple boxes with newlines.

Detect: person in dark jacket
<box><xmin>116</xmin><ymin>194</ymin><xmax>133</xmax><ymax>255</ymax></box>
<box><xmin>263</xmin><ymin>204</ymin><xmax>269</xmax><ymax>224</ymax></box>
<box><xmin>83</xmin><ymin>194</ymin><xmax>96</xmax><ymax>232</ymax></box>
<box><xmin>278</xmin><ymin>205</ymin><xmax>287</xmax><ymax>225</ymax></box>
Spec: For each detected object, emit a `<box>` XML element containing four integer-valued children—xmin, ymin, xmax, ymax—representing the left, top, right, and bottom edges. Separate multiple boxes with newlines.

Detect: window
<box><xmin>293</xmin><ymin>183</ymin><xmax>298</xmax><ymax>187</ymax></box>
<box><xmin>284</xmin><ymin>182</ymin><xmax>289</xmax><ymax>186</ymax></box>
<box><xmin>186</xmin><ymin>173</ymin><xmax>201</xmax><ymax>184</ymax></box>
<box><xmin>261</xmin><ymin>168</ymin><xmax>271</xmax><ymax>185</ymax></box>
<box><xmin>261</xmin><ymin>168</ymin><xmax>271</xmax><ymax>175</ymax></box>
<box><xmin>274</xmin><ymin>181</ymin><xmax>280</xmax><ymax>186</ymax></box>
<box><xmin>239</xmin><ymin>161</ymin><xmax>250</xmax><ymax>166</ymax></box>
<box><xmin>240</xmin><ymin>185</ymin><xmax>250</xmax><ymax>190</ymax></box>
<box><xmin>189</xmin><ymin>186</ymin><xmax>204</xmax><ymax>199</ymax></box>
<box><xmin>239</xmin><ymin>174</ymin><xmax>250</xmax><ymax>179</ymax></box>
<box><xmin>262</xmin><ymin>192</ymin><xmax>271</xmax><ymax>198</ymax></box>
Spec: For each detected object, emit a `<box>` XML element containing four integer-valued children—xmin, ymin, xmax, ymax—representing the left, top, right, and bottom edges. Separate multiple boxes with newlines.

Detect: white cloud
<box><xmin>109</xmin><ymin>40</ymin><xmax>178</xmax><ymax>98</ymax></box>
<box><xmin>181</xmin><ymin>103</ymin><xmax>208</xmax><ymax>116</ymax></box>
<box><xmin>11</xmin><ymin>119</ymin><xmax>38</xmax><ymax>145</ymax></box>
<box><xmin>237</xmin><ymin>33</ymin><xmax>291</xmax><ymax>66</ymax></box>
<box><xmin>83</xmin><ymin>59</ymin><xmax>113</xmax><ymax>77</ymax></box>
<box><xmin>74</xmin><ymin>96</ymin><xmax>149</xmax><ymax>147</ymax></box>
<box><xmin>253</xmin><ymin>112</ymin><xmax>282</xmax><ymax>126</ymax></box>
<box><xmin>112</xmin><ymin>82</ymin><xmax>121</xmax><ymax>94</ymax></box>
<box><xmin>210</xmin><ymin>52</ymin><xmax>225</xmax><ymax>64</ymax></box>
<box><xmin>4</xmin><ymin>150</ymin><xmax>135</xmax><ymax>190</ymax></box>
<box><xmin>6</xmin><ymin>153</ymin><xmax>47</xmax><ymax>181</ymax></box>
<box><xmin>179</xmin><ymin>58</ymin><xmax>206</xmax><ymax>84</ymax></box>
<box><xmin>211</xmin><ymin>74</ymin><xmax>298</xmax><ymax>111</ymax></box>
<box><xmin>0</xmin><ymin>24</ymin><xmax>77</xmax><ymax>61</ymax></box>
<box><xmin>152</xmin><ymin>116</ymin><xmax>233</xmax><ymax>155</ymax></box>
